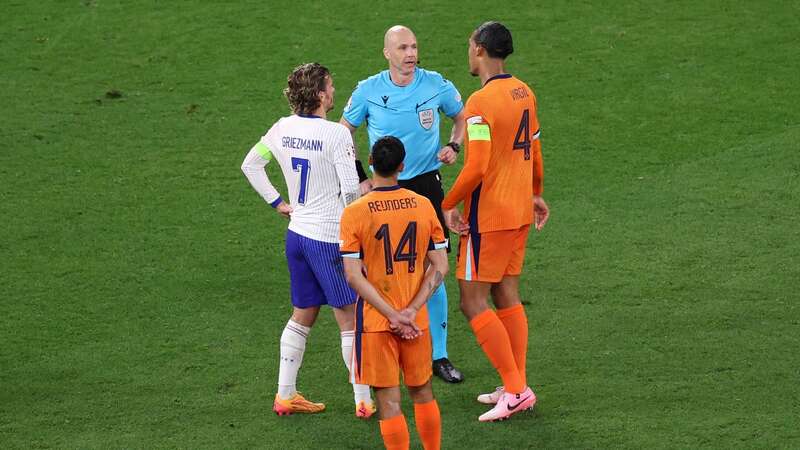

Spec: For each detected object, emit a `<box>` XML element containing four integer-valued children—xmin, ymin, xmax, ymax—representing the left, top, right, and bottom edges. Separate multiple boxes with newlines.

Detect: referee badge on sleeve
<box><xmin>418</xmin><ymin>108</ymin><xmax>434</xmax><ymax>130</ymax></box>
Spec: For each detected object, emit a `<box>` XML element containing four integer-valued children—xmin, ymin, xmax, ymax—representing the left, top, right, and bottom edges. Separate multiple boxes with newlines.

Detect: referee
<box><xmin>340</xmin><ymin>25</ymin><xmax>466</xmax><ymax>383</ymax></box>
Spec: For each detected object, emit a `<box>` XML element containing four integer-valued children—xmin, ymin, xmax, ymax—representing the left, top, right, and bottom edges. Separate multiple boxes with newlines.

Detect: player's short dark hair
<box><xmin>473</xmin><ymin>21</ymin><xmax>513</xmax><ymax>59</ymax></box>
<box><xmin>371</xmin><ymin>136</ymin><xmax>405</xmax><ymax>177</ymax></box>
<box><xmin>284</xmin><ymin>63</ymin><xmax>330</xmax><ymax>115</ymax></box>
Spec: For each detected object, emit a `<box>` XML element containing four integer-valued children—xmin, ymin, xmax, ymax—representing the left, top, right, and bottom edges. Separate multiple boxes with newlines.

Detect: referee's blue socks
<box><xmin>428</xmin><ymin>283</ymin><xmax>448</xmax><ymax>360</ymax></box>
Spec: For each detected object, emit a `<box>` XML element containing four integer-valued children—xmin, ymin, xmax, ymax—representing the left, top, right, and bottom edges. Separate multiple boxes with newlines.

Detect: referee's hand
<box><xmin>437</xmin><ymin>145</ymin><xmax>458</xmax><ymax>165</ymax></box>
<box><xmin>359</xmin><ymin>179</ymin><xmax>373</xmax><ymax>195</ymax></box>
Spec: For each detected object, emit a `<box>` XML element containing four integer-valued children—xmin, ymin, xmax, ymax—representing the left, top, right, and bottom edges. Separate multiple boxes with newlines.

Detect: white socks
<box><xmin>340</xmin><ymin>330</ymin><xmax>372</xmax><ymax>405</ymax></box>
<box><xmin>277</xmin><ymin>320</ymin><xmax>310</xmax><ymax>400</ymax></box>
<box><xmin>276</xmin><ymin>321</ymin><xmax>371</xmax><ymax>405</ymax></box>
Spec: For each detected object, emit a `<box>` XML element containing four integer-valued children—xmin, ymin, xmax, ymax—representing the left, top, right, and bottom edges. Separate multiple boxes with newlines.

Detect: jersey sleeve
<box><xmin>427</xmin><ymin>203</ymin><xmax>448</xmax><ymax>251</ymax></box>
<box><xmin>438</xmin><ymin>78</ymin><xmax>464</xmax><ymax>118</ymax></box>
<box><xmin>530</xmin><ymin>93</ymin><xmax>544</xmax><ymax>195</ymax></box>
<box><xmin>240</xmin><ymin>124</ymin><xmax>283</xmax><ymax>207</ymax></box>
<box><xmin>339</xmin><ymin>204</ymin><xmax>363</xmax><ymax>259</ymax></box>
<box><xmin>342</xmin><ymin>82</ymin><xmax>368</xmax><ymax>128</ymax></box>
<box><xmin>441</xmin><ymin>96</ymin><xmax>492</xmax><ymax>209</ymax></box>
<box><xmin>531</xmin><ymin>134</ymin><xmax>544</xmax><ymax>196</ymax></box>
<box><xmin>332</xmin><ymin>127</ymin><xmax>361</xmax><ymax>206</ymax></box>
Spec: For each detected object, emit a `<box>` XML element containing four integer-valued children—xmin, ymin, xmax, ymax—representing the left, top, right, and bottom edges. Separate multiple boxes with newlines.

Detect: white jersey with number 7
<box><xmin>241</xmin><ymin>114</ymin><xmax>360</xmax><ymax>243</ymax></box>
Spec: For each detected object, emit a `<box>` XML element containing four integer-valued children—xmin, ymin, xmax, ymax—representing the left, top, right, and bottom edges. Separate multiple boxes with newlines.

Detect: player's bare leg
<box><xmin>407</xmin><ymin>380</ymin><xmax>435</xmax><ymax>404</ymax></box>
<box><xmin>375</xmin><ymin>386</ymin><xmax>410</xmax><ymax>449</ymax></box>
<box><xmin>490</xmin><ymin>275</ymin><xmax>522</xmax><ymax>310</ymax></box>
<box><xmin>408</xmin><ymin>380</ymin><xmax>441</xmax><ymax>450</ymax></box>
<box><xmin>332</xmin><ymin>304</ymin><xmax>354</xmax><ymax>330</ymax></box>
<box><xmin>333</xmin><ymin>305</ymin><xmax>375</xmax><ymax>418</ymax></box>
<box><xmin>273</xmin><ymin>306</ymin><xmax>325</xmax><ymax>415</ymax></box>
<box><xmin>458</xmin><ymin>279</ymin><xmax>492</xmax><ymax>320</ymax></box>
<box><xmin>290</xmin><ymin>305</ymin><xmax>320</xmax><ymax>327</ymax></box>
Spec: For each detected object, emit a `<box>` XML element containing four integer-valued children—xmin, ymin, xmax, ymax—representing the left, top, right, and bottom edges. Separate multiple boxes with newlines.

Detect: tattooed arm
<box><xmin>401</xmin><ymin>248</ymin><xmax>449</xmax><ymax>322</ymax></box>
<box><xmin>343</xmin><ymin>257</ymin><xmax>421</xmax><ymax>339</ymax></box>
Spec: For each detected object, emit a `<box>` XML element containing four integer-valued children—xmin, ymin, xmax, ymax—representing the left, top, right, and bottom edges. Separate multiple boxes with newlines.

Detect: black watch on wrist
<box><xmin>355</xmin><ymin>159</ymin><xmax>368</xmax><ymax>183</ymax></box>
<box><xmin>447</xmin><ymin>141</ymin><xmax>461</xmax><ymax>153</ymax></box>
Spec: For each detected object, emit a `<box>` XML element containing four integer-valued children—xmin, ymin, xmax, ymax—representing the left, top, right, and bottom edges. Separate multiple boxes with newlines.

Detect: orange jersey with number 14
<box><xmin>442</xmin><ymin>74</ymin><xmax>543</xmax><ymax>233</ymax></box>
<box><xmin>339</xmin><ymin>186</ymin><xmax>447</xmax><ymax>332</ymax></box>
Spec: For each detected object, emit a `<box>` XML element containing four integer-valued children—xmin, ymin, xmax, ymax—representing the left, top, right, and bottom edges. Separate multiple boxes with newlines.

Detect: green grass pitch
<box><xmin>2</xmin><ymin>1</ymin><xmax>799</xmax><ymax>448</ymax></box>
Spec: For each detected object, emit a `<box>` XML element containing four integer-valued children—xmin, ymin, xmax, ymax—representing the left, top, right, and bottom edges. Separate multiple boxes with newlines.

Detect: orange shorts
<box><xmin>351</xmin><ymin>329</ymin><xmax>432</xmax><ymax>388</ymax></box>
<box><xmin>456</xmin><ymin>224</ymin><xmax>531</xmax><ymax>282</ymax></box>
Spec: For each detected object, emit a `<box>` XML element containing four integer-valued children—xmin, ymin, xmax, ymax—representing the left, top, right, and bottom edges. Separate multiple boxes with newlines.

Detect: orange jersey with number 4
<box><xmin>442</xmin><ymin>74</ymin><xmax>543</xmax><ymax>232</ymax></box>
<box><xmin>340</xmin><ymin>186</ymin><xmax>447</xmax><ymax>332</ymax></box>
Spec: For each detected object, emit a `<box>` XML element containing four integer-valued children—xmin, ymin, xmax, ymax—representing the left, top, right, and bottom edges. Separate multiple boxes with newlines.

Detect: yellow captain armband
<box><xmin>467</xmin><ymin>123</ymin><xmax>491</xmax><ymax>141</ymax></box>
<box><xmin>254</xmin><ymin>142</ymin><xmax>273</xmax><ymax>161</ymax></box>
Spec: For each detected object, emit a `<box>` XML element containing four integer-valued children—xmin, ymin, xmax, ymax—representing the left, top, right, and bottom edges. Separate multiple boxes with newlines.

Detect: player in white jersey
<box><xmin>241</xmin><ymin>63</ymin><xmax>375</xmax><ymax>418</ymax></box>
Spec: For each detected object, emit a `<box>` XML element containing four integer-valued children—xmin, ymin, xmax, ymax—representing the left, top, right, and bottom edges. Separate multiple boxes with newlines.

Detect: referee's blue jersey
<box><xmin>343</xmin><ymin>67</ymin><xmax>463</xmax><ymax>180</ymax></box>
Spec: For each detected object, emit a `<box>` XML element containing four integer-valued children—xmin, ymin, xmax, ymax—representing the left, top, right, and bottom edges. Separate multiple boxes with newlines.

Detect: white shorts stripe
<box><xmin>465</xmin><ymin>236</ymin><xmax>473</xmax><ymax>281</ymax></box>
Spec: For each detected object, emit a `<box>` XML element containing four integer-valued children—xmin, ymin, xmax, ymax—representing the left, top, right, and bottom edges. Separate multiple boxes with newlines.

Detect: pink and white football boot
<box><xmin>478</xmin><ymin>387</ymin><xmax>536</xmax><ymax>422</ymax></box>
<box><xmin>476</xmin><ymin>386</ymin><xmax>504</xmax><ymax>405</ymax></box>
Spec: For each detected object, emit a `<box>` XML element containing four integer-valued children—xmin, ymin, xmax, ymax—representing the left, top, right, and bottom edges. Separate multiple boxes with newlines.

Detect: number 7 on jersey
<box><xmin>291</xmin><ymin>157</ymin><xmax>310</xmax><ymax>205</ymax></box>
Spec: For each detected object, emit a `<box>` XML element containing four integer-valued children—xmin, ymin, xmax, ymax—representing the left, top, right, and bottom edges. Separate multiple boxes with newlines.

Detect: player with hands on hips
<box><xmin>240</xmin><ymin>62</ymin><xmax>375</xmax><ymax>419</ymax></box>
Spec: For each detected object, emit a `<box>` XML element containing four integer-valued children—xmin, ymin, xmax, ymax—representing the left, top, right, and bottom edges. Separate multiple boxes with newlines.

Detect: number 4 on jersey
<box><xmin>513</xmin><ymin>109</ymin><xmax>531</xmax><ymax>160</ymax></box>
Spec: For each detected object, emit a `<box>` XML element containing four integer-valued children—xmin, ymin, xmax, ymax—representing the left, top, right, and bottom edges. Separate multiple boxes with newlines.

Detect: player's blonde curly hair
<box><xmin>284</xmin><ymin>63</ymin><xmax>330</xmax><ymax>115</ymax></box>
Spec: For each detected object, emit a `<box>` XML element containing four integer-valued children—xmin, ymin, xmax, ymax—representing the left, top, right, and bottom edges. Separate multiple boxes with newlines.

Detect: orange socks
<box><xmin>497</xmin><ymin>304</ymin><xmax>529</xmax><ymax>387</ymax></box>
<box><xmin>379</xmin><ymin>402</ymin><xmax>440</xmax><ymax>450</ymax></box>
<box><xmin>413</xmin><ymin>399</ymin><xmax>441</xmax><ymax>450</ymax></box>
<box><xmin>379</xmin><ymin>414</ymin><xmax>410</xmax><ymax>450</ymax></box>
<box><xmin>470</xmin><ymin>309</ymin><xmax>525</xmax><ymax>394</ymax></box>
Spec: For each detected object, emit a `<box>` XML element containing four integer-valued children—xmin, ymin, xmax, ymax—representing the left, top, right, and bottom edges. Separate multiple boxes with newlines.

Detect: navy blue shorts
<box><xmin>285</xmin><ymin>229</ymin><xmax>356</xmax><ymax>309</ymax></box>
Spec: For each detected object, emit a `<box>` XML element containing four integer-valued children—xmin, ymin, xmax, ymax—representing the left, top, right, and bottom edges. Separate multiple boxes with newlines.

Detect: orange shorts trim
<box><xmin>456</xmin><ymin>224</ymin><xmax>531</xmax><ymax>282</ymax></box>
<box><xmin>351</xmin><ymin>330</ymin><xmax>432</xmax><ymax>388</ymax></box>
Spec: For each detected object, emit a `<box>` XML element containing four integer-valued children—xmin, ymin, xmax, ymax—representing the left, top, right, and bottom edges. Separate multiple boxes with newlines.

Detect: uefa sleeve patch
<box><xmin>467</xmin><ymin>123</ymin><xmax>491</xmax><ymax>141</ymax></box>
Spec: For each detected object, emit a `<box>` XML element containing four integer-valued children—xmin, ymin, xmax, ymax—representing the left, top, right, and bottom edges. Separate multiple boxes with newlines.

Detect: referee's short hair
<box><xmin>473</xmin><ymin>21</ymin><xmax>513</xmax><ymax>59</ymax></box>
<box><xmin>371</xmin><ymin>136</ymin><xmax>405</xmax><ymax>177</ymax></box>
